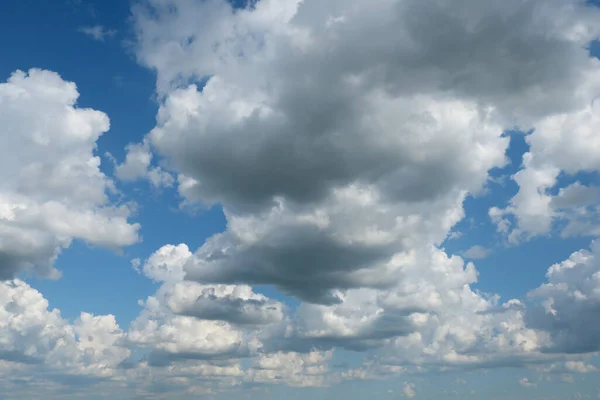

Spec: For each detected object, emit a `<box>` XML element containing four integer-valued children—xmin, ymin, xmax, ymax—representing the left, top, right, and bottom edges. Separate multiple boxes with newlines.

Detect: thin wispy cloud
<box><xmin>78</xmin><ymin>25</ymin><xmax>116</xmax><ymax>41</ymax></box>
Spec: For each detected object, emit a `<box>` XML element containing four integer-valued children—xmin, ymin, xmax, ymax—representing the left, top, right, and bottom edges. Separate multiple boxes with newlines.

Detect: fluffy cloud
<box><xmin>527</xmin><ymin>240</ymin><xmax>600</xmax><ymax>354</ymax></box>
<box><xmin>128</xmin><ymin>245</ymin><xmax>286</xmax><ymax>367</ymax></box>
<box><xmin>0</xmin><ymin>69</ymin><xmax>140</xmax><ymax>280</ymax></box>
<box><xmin>10</xmin><ymin>0</ymin><xmax>600</xmax><ymax>396</ymax></box>
<box><xmin>0</xmin><ymin>279</ymin><xmax>129</xmax><ymax>379</ymax></box>
<box><xmin>246</xmin><ymin>350</ymin><xmax>332</xmax><ymax>387</ymax></box>
<box><xmin>491</xmin><ymin>95</ymin><xmax>600</xmax><ymax>243</ymax></box>
<box><xmin>114</xmin><ymin>140</ymin><xmax>174</xmax><ymax>188</ymax></box>
<box><xmin>184</xmin><ymin>188</ymin><xmax>473</xmax><ymax>304</ymax></box>
<box><xmin>165</xmin><ymin>281</ymin><xmax>284</xmax><ymax>325</ymax></box>
<box><xmin>64</xmin><ymin>0</ymin><xmax>600</xmax><ymax>395</ymax></box>
<box><xmin>129</xmin><ymin>0</ymin><xmax>600</xmax><ymax>304</ymax></box>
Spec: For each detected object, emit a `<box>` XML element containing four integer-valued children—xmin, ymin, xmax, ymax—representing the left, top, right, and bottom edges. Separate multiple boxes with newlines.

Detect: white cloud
<box><xmin>527</xmin><ymin>240</ymin><xmax>600</xmax><ymax>353</ymax></box>
<box><xmin>78</xmin><ymin>25</ymin><xmax>117</xmax><ymax>41</ymax></box>
<box><xmin>491</xmin><ymin>101</ymin><xmax>600</xmax><ymax>243</ymax></box>
<box><xmin>403</xmin><ymin>382</ymin><xmax>416</xmax><ymax>398</ymax></box>
<box><xmin>565</xmin><ymin>361</ymin><xmax>598</xmax><ymax>373</ymax></box>
<box><xmin>540</xmin><ymin>361</ymin><xmax>598</xmax><ymax>375</ymax></box>
<box><xmin>246</xmin><ymin>351</ymin><xmax>332</xmax><ymax>387</ymax></box>
<box><xmin>11</xmin><ymin>0</ymin><xmax>594</xmax><ymax>396</ymax></box>
<box><xmin>115</xmin><ymin>140</ymin><xmax>174</xmax><ymax>189</ymax></box>
<box><xmin>0</xmin><ymin>279</ymin><xmax>130</xmax><ymax>378</ymax></box>
<box><xmin>121</xmin><ymin>0</ymin><xmax>600</xmax><ymax>382</ymax></box>
<box><xmin>127</xmin><ymin>245</ymin><xmax>286</xmax><ymax>367</ymax></box>
<box><xmin>519</xmin><ymin>377</ymin><xmax>536</xmax><ymax>387</ymax></box>
<box><xmin>0</xmin><ymin>69</ymin><xmax>140</xmax><ymax>280</ymax></box>
<box><xmin>463</xmin><ymin>245</ymin><xmax>492</xmax><ymax>259</ymax></box>
<box><xmin>127</xmin><ymin>0</ymin><xmax>600</xmax><ymax>310</ymax></box>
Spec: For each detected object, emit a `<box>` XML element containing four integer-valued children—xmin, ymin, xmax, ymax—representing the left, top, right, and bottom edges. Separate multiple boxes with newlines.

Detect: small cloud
<box><xmin>448</xmin><ymin>231</ymin><xmax>463</xmax><ymax>240</ymax></box>
<box><xmin>403</xmin><ymin>382</ymin><xmax>416</xmax><ymax>398</ymax></box>
<box><xmin>113</xmin><ymin>75</ymin><xmax>125</xmax><ymax>88</ymax></box>
<box><xmin>519</xmin><ymin>377</ymin><xmax>536</xmax><ymax>388</ymax></box>
<box><xmin>565</xmin><ymin>361</ymin><xmax>597</xmax><ymax>374</ymax></box>
<box><xmin>561</xmin><ymin>374</ymin><xmax>575</xmax><ymax>384</ymax></box>
<box><xmin>456</xmin><ymin>378</ymin><xmax>467</xmax><ymax>385</ymax></box>
<box><xmin>78</xmin><ymin>25</ymin><xmax>117</xmax><ymax>41</ymax></box>
<box><xmin>131</xmin><ymin>258</ymin><xmax>141</xmax><ymax>274</ymax></box>
<box><xmin>463</xmin><ymin>245</ymin><xmax>492</xmax><ymax>259</ymax></box>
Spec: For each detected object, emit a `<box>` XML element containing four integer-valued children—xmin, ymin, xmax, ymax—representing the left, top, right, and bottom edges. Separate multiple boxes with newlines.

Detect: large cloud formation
<box><xmin>125</xmin><ymin>0</ymin><xmax>600</xmax><ymax>302</ymax></box>
<box><xmin>4</xmin><ymin>0</ymin><xmax>600</xmax><ymax>397</ymax></box>
<box><xmin>0</xmin><ymin>69</ymin><xmax>140</xmax><ymax>280</ymax></box>
<box><xmin>122</xmin><ymin>0</ymin><xmax>600</xmax><ymax>365</ymax></box>
<box><xmin>112</xmin><ymin>0</ymin><xmax>600</xmax><ymax>387</ymax></box>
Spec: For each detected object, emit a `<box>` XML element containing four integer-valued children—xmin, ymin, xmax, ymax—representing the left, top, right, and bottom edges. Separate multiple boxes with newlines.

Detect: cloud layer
<box><xmin>3</xmin><ymin>0</ymin><xmax>600</xmax><ymax>397</ymax></box>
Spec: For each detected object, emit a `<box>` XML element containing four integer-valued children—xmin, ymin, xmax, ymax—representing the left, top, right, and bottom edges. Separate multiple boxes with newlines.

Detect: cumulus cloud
<box><xmin>527</xmin><ymin>240</ymin><xmax>600</xmax><ymax>354</ymax></box>
<box><xmin>24</xmin><ymin>0</ymin><xmax>597</xmax><ymax>395</ymax></box>
<box><xmin>165</xmin><ymin>281</ymin><xmax>285</xmax><ymax>325</ymax></box>
<box><xmin>246</xmin><ymin>351</ymin><xmax>332</xmax><ymax>387</ymax></box>
<box><xmin>114</xmin><ymin>140</ymin><xmax>174</xmax><ymax>189</ymax></box>
<box><xmin>128</xmin><ymin>0</ymin><xmax>600</xmax><ymax>306</ymax></box>
<box><xmin>121</xmin><ymin>0</ymin><xmax>600</xmax><ymax>380</ymax></box>
<box><xmin>0</xmin><ymin>280</ymin><xmax>130</xmax><ymax>378</ymax></box>
<box><xmin>127</xmin><ymin>245</ymin><xmax>286</xmax><ymax>367</ymax></box>
<box><xmin>491</xmin><ymin>101</ymin><xmax>600</xmax><ymax>243</ymax></box>
<box><xmin>0</xmin><ymin>69</ymin><xmax>140</xmax><ymax>280</ymax></box>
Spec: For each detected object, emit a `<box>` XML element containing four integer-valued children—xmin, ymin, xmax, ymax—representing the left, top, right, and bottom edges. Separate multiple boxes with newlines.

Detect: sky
<box><xmin>1</xmin><ymin>0</ymin><xmax>600</xmax><ymax>399</ymax></box>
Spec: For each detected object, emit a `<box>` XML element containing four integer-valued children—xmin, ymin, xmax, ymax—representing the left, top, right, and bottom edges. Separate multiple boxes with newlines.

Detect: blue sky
<box><xmin>1</xmin><ymin>0</ymin><xmax>600</xmax><ymax>399</ymax></box>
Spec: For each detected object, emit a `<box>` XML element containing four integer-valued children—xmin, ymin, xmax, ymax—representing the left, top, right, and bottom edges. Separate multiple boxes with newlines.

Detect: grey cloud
<box><xmin>552</xmin><ymin>182</ymin><xmax>600</xmax><ymax>209</ymax></box>
<box><xmin>185</xmin><ymin>225</ymin><xmax>395</xmax><ymax>304</ymax></box>
<box><xmin>122</xmin><ymin>0</ymin><xmax>600</xmax><ymax>387</ymax></box>
<box><xmin>132</xmin><ymin>0</ymin><xmax>600</xmax><ymax>307</ymax></box>
<box><xmin>171</xmin><ymin>296</ymin><xmax>283</xmax><ymax>325</ymax></box>
<box><xmin>164</xmin><ymin>281</ymin><xmax>285</xmax><ymax>325</ymax></box>
<box><xmin>0</xmin><ymin>350</ymin><xmax>43</xmax><ymax>365</ymax></box>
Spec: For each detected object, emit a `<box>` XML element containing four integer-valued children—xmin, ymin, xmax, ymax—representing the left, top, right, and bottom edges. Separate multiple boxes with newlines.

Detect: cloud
<box><xmin>128</xmin><ymin>0</ymin><xmax>600</xmax><ymax>308</ymax></box>
<box><xmin>519</xmin><ymin>377</ymin><xmax>536</xmax><ymax>387</ymax></box>
<box><xmin>403</xmin><ymin>382</ymin><xmax>416</xmax><ymax>398</ymax></box>
<box><xmin>527</xmin><ymin>240</ymin><xmax>600</xmax><ymax>354</ymax></box>
<box><xmin>35</xmin><ymin>0</ymin><xmax>599</xmax><ymax>395</ymax></box>
<box><xmin>0</xmin><ymin>279</ymin><xmax>130</xmax><ymax>378</ymax></box>
<box><xmin>0</xmin><ymin>69</ymin><xmax>140</xmax><ymax>280</ymax></box>
<box><xmin>490</xmin><ymin>101</ymin><xmax>600</xmax><ymax>243</ymax></box>
<box><xmin>127</xmin><ymin>245</ymin><xmax>287</xmax><ymax>367</ymax></box>
<box><xmin>539</xmin><ymin>361</ymin><xmax>598</xmax><ymax>375</ymax></box>
<box><xmin>165</xmin><ymin>281</ymin><xmax>285</xmax><ymax>325</ymax></box>
<box><xmin>463</xmin><ymin>245</ymin><xmax>492</xmax><ymax>259</ymax></box>
<box><xmin>114</xmin><ymin>140</ymin><xmax>174</xmax><ymax>189</ymax></box>
<box><xmin>78</xmin><ymin>25</ymin><xmax>117</xmax><ymax>41</ymax></box>
<box><xmin>246</xmin><ymin>351</ymin><xmax>332</xmax><ymax>387</ymax></box>
<box><xmin>120</xmin><ymin>0</ymin><xmax>600</xmax><ymax>375</ymax></box>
